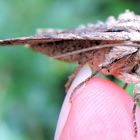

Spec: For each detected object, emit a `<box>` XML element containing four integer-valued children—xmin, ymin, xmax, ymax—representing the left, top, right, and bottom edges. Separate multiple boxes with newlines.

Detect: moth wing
<box><xmin>36</xmin><ymin>26</ymin><xmax>138</xmax><ymax>41</ymax></box>
<box><xmin>0</xmin><ymin>22</ymin><xmax>140</xmax><ymax>47</ymax></box>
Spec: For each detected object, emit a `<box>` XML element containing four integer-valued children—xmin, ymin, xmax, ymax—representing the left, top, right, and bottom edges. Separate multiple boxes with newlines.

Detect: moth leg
<box><xmin>119</xmin><ymin>72</ymin><xmax>140</xmax><ymax>137</ymax></box>
<box><xmin>69</xmin><ymin>67</ymin><xmax>102</xmax><ymax>102</ymax></box>
<box><xmin>69</xmin><ymin>53</ymin><xmax>126</xmax><ymax>102</ymax></box>
<box><xmin>133</xmin><ymin>83</ymin><xmax>140</xmax><ymax>137</ymax></box>
<box><xmin>65</xmin><ymin>64</ymin><xmax>83</xmax><ymax>92</ymax></box>
<box><xmin>133</xmin><ymin>94</ymin><xmax>139</xmax><ymax>137</ymax></box>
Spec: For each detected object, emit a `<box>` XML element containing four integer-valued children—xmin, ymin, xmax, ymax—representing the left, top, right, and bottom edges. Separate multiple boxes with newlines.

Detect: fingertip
<box><xmin>59</xmin><ymin>78</ymin><xmax>140</xmax><ymax>140</ymax></box>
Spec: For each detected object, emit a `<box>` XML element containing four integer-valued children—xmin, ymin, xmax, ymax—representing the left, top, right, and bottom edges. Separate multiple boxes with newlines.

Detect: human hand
<box><xmin>54</xmin><ymin>65</ymin><xmax>140</xmax><ymax>140</ymax></box>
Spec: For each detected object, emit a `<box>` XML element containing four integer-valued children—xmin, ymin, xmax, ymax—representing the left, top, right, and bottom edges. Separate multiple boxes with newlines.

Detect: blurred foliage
<box><xmin>0</xmin><ymin>0</ymin><xmax>140</xmax><ymax>139</ymax></box>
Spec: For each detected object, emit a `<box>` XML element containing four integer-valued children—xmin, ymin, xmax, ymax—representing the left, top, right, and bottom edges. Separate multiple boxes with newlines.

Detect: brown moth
<box><xmin>1</xmin><ymin>9</ymin><xmax>140</xmax><ymax>137</ymax></box>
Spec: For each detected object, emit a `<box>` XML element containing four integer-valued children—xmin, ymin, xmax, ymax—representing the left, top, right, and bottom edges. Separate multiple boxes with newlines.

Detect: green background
<box><xmin>0</xmin><ymin>0</ymin><xmax>139</xmax><ymax>139</ymax></box>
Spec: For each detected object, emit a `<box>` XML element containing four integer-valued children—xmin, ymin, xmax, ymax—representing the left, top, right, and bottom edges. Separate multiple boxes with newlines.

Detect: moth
<box><xmin>0</xmin><ymin>10</ymin><xmax>140</xmax><ymax>137</ymax></box>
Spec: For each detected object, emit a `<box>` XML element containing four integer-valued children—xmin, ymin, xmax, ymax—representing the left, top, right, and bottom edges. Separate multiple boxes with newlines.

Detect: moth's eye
<box><xmin>131</xmin><ymin>64</ymin><xmax>139</xmax><ymax>73</ymax></box>
<box><xmin>135</xmin><ymin>66</ymin><xmax>140</xmax><ymax>75</ymax></box>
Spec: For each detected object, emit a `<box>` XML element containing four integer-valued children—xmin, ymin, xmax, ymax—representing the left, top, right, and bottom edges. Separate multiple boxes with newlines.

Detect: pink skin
<box><xmin>54</xmin><ymin>66</ymin><xmax>140</xmax><ymax>140</ymax></box>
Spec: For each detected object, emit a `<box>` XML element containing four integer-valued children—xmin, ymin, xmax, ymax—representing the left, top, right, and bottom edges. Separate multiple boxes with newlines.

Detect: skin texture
<box><xmin>54</xmin><ymin>65</ymin><xmax>140</xmax><ymax>140</ymax></box>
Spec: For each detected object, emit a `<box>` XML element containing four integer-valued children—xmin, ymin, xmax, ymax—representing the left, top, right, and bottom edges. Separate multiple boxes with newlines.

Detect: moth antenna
<box><xmin>52</xmin><ymin>42</ymin><xmax>140</xmax><ymax>59</ymax></box>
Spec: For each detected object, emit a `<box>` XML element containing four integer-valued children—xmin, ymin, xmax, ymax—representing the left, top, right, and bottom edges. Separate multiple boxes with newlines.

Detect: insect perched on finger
<box><xmin>1</xmin><ymin>9</ymin><xmax>140</xmax><ymax>137</ymax></box>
